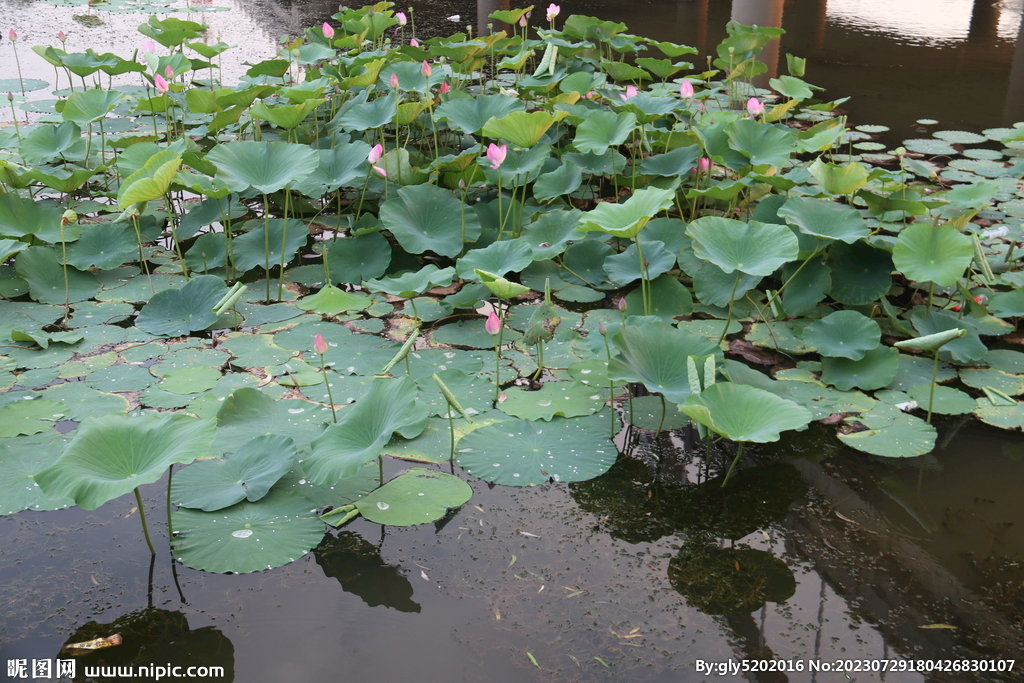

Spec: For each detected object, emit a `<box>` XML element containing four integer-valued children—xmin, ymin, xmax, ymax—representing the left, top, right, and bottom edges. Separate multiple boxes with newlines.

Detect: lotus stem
<box><xmin>600</xmin><ymin>328</ymin><xmax>616</xmax><ymax>437</ymax></box>
<box><xmin>277</xmin><ymin>188</ymin><xmax>292</xmax><ymax>301</ymax></box>
<box><xmin>166</xmin><ymin>465</ymin><xmax>174</xmax><ymax>541</ymax></box>
<box><xmin>926</xmin><ymin>349</ymin><xmax>939</xmax><ymax>425</ymax></box>
<box><xmin>7</xmin><ymin>97</ymin><xmax>20</xmax><ymax>142</ymax></box>
<box><xmin>656</xmin><ymin>394</ymin><xmax>667</xmax><ymax>435</ymax></box>
<box><xmin>134</xmin><ymin>487</ymin><xmax>157</xmax><ymax>556</ymax></box>
<box><xmin>721</xmin><ymin>441</ymin><xmax>744</xmax><ymax>487</ymax></box>
<box><xmin>496</xmin><ymin>171</ymin><xmax>505</xmax><ymax>241</ymax></box>
<box><xmin>634</xmin><ymin>237</ymin><xmax>651</xmax><ymax>316</ymax></box>
<box><xmin>717</xmin><ymin>272</ymin><xmax>742</xmax><ymax>345</ymax></box>
<box><xmin>262</xmin><ymin>193</ymin><xmax>271</xmax><ymax>301</ymax></box>
<box><xmin>447</xmin><ymin>407</ymin><xmax>455</xmax><ymax>464</ymax></box>
<box><xmin>319</xmin><ymin>352</ymin><xmax>337</xmax><ymax>423</ymax></box>
<box><xmin>11</xmin><ymin>41</ymin><xmax>25</xmax><ymax>95</ymax></box>
<box><xmin>380</xmin><ymin>328</ymin><xmax>419</xmax><ymax>375</ymax></box>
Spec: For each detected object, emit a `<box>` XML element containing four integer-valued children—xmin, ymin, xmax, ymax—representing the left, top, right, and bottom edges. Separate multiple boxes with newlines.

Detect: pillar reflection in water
<box><xmin>676</xmin><ymin>0</ymin><xmax>710</xmax><ymax>55</ymax></box>
<box><xmin>730</xmin><ymin>0</ymin><xmax>785</xmax><ymax>85</ymax></box>
<box><xmin>1004</xmin><ymin>7</ymin><xmax>1024</xmax><ymax>125</ymax></box>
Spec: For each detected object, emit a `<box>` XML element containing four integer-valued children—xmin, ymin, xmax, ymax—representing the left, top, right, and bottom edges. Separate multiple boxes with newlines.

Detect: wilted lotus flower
<box><xmin>154</xmin><ymin>73</ymin><xmax>169</xmax><ymax>93</ymax></box>
<box><xmin>421</xmin><ymin>60</ymin><xmax>432</xmax><ymax>77</ymax></box>
<box><xmin>389</xmin><ymin>72</ymin><xmax>400</xmax><ymax>89</ymax></box>
<box><xmin>620</xmin><ymin>85</ymin><xmax>638</xmax><ymax>101</ymax></box>
<box><xmin>485</xmin><ymin>311</ymin><xmax>501</xmax><ymax>335</ymax></box>
<box><xmin>322</xmin><ymin>22</ymin><xmax>334</xmax><ymax>39</ymax></box>
<box><xmin>396</xmin><ymin>12</ymin><xmax>407</xmax><ymax>26</ymax></box>
<box><xmin>314</xmin><ymin>333</ymin><xmax>328</xmax><ymax>355</ymax></box>
<box><xmin>746</xmin><ymin>97</ymin><xmax>764</xmax><ymax>117</ymax></box>
<box><xmin>546</xmin><ymin>4</ymin><xmax>560</xmax><ymax>21</ymax></box>
<box><xmin>367</xmin><ymin>143</ymin><xmax>383</xmax><ymax>165</ymax></box>
<box><xmin>679</xmin><ymin>80</ymin><xmax>694</xmax><ymax>98</ymax></box>
<box><xmin>486</xmin><ymin>143</ymin><xmax>507</xmax><ymax>169</ymax></box>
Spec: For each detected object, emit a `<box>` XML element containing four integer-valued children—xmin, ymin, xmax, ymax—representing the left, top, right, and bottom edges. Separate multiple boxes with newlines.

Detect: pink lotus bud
<box><xmin>439</xmin><ymin>80</ymin><xmax>450</xmax><ymax>94</ymax></box>
<box><xmin>485</xmin><ymin>311</ymin><xmax>501</xmax><ymax>335</ymax></box>
<box><xmin>614</xmin><ymin>297</ymin><xmax>627</xmax><ymax>312</ymax></box>
<box><xmin>458</xmin><ymin>178</ymin><xmax>466</xmax><ymax>188</ymax></box>
<box><xmin>620</xmin><ymin>85</ymin><xmax>638</xmax><ymax>101</ymax></box>
<box><xmin>598</xmin><ymin>322</ymin><xmax>607</xmax><ymax>336</ymax></box>
<box><xmin>498</xmin><ymin>391</ymin><xmax>507</xmax><ymax>402</ymax></box>
<box><xmin>519</xmin><ymin>15</ymin><xmax>528</xmax><ymax>27</ymax></box>
<box><xmin>8</xmin><ymin>29</ymin><xmax>17</xmax><ymax>42</ymax></box>
<box><xmin>314</xmin><ymin>332</ymin><xmax>328</xmax><ymax>355</ymax></box>
<box><xmin>421</xmin><ymin>60</ymin><xmax>432</xmax><ymax>77</ymax></box>
<box><xmin>164</xmin><ymin>65</ymin><xmax>174</xmax><ymax>78</ymax></box>
<box><xmin>322</xmin><ymin>22</ymin><xmax>335</xmax><ymax>39</ymax></box>
<box><xmin>372</xmin><ymin>165</ymin><xmax>387</xmax><ymax>177</ymax></box>
<box><xmin>396</xmin><ymin>12</ymin><xmax>407</xmax><ymax>26</ymax></box>
<box><xmin>389</xmin><ymin>72</ymin><xmax>400</xmax><ymax>89</ymax></box>
<box><xmin>746</xmin><ymin>97</ymin><xmax>764</xmax><ymax>117</ymax></box>
<box><xmin>6</xmin><ymin>92</ymin><xmax>13</xmax><ymax>102</ymax></box>
<box><xmin>57</xmin><ymin>31</ymin><xmax>66</xmax><ymax>43</ymax></box>
<box><xmin>697</xmin><ymin>157</ymin><xmax>711</xmax><ymax>173</ymax></box>
<box><xmin>367</xmin><ymin>143</ymin><xmax>383</xmax><ymax>165</ymax></box>
<box><xmin>154</xmin><ymin>73</ymin><xmax>169</xmax><ymax>93</ymax></box>
<box><xmin>679</xmin><ymin>80</ymin><xmax>694</xmax><ymax>98</ymax></box>
<box><xmin>486</xmin><ymin>143</ymin><xmax>507</xmax><ymax>169</ymax></box>
<box><xmin>584</xmin><ymin>91</ymin><xmax>596</xmax><ymax>100</ymax></box>
<box><xmin>142</xmin><ymin>40</ymin><xmax>156</xmax><ymax>53</ymax></box>
<box><xmin>546</xmin><ymin>3</ymin><xmax>560</xmax><ymax>21</ymax></box>
<box><xmin>410</xmin><ymin>37</ymin><xmax>419</xmax><ymax>47</ymax></box>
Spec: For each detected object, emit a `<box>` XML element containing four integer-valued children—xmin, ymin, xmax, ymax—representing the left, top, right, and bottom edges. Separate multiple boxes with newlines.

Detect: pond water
<box><xmin>2</xmin><ymin>1</ymin><xmax>1024</xmax><ymax>682</ymax></box>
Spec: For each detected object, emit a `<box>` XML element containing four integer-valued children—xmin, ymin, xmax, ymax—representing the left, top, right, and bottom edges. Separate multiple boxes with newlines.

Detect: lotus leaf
<box><xmin>820</xmin><ymin>345</ymin><xmax>899</xmax><ymax>391</ymax></box>
<box><xmin>16</xmin><ymin>247</ymin><xmax>100</xmax><ymax>305</ymax></box>
<box><xmin>206</xmin><ymin>141</ymin><xmax>319</xmax><ymax>194</ymax></box>
<box><xmin>680</xmin><ymin>383</ymin><xmax>812</xmax><ymax>443</ymax></box>
<box><xmin>136</xmin><ymin>275</ymin><xmax>227</xmax><ymax>336</ymax></box>
<box><xmin>482</xmin><ymin>110</ymin><xmax>567</xmax><ymax>148</ymax></box>
<box><xmin>837</xmin><ymin>402</ymin><xmax>936</xmax><ymax>458</ymax></box>
<box><xmin>907</xmin><ymin>384</ymin><xmax>975</xmax><ymax>415</ymax></box>
<box><xmin>0</xmin><ymin>399</ymin><xmax>66</xmax><ymax>438</ymax></box>
<box><xmin>355</xmin><ymin>468</ymin><xmax>472</xmax><ymax>526</ymax></box>
<box><xmin>172</xmin><ymin>435</ymin><xmax>297</xmax><ymax>511</ymax></box>
<box><xmin>777</xmin><ymin>197</ymin><xmax>869</xmax><ymax>244</ymax></box>
<box><xmin>893</xmin><ymin>223</ymin><xmax>973</xmax><ymax>287</ymax></box>
<box><xmin>458</xmin><ymin>241</ymin><xmax>534</xmax><ymax>280</ymax></box>
<box><xmin>604</xmin><ymin>241</ymin><xmax>676</xmax><ymax>286</ymax></box>
<box><xmin>608</xmin><ymin>321</ymin><xmax>723</xmax><ymax>402</ymax></box>
<box><xmin>578</xmin><ymin>187</ymin><xmax>676</xmax><ymax>238</ymax></box>
<box><xmin>498</xmin><ymin>381</ymin><xmax>606</xmax><ymax>421</ymax></box>
<box><xmin>801</xmin><ymin>311</ymin><xmax>881</xmax><ymax>360</ymax></box>
<box><xmin>687</xmin><ymin>217</ymin><xmax>798</xmax><ymax>276</ymax></box>
<box><xmin>825</xmin><ymin>240</ymin><xmax>894</xmax><ymax>305</ymax></box>
<box><xmin>380</xmin><ymin>184</ymin><xmax>473</xmax><ymax>258</ymax></box>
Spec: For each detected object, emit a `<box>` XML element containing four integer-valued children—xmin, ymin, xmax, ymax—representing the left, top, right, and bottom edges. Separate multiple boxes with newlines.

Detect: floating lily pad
<box><xmin>16</xmin><ymin>247</ymin><xmax>101</xmax><ymax>305</ymax></box>
<box><xmin>85</xmin><ymin>363</ymin><xmax>159</xmax><ymax>392</ymax></box>
<box><xmin>136</xmin><ymin>275</ymin><xmax>228</xmax><ymax>336</ymax></box>
<box><xmin>212</xmin><ymin>388</ymin><xmax>327</xmax><ymax>456</ymax></box>
<box><xmin>384</xmin><ymin>415</ymin><xmax>504</xmax><ymax>464</ymax></box>
<box><xmin>432</xmin><ymin>320</ymin><xmax>522</xmax><ymax>349</ymax></box>
<box><xmin>498</xmin><ymin>381</ymin><xmax>606</xmax><ymax>421</ymax></box>
<box><xmin>221</xmin><ymin>333</ymin><xmax>297</xmax><ymax>368</ymax></box>
<box><xmin>159</xmin><ymin>366</ymin><xmax>222</xmax><ymax>394</ymax></box>
<box><xmin>887</xmin><ymin>352</ymin><xmax>957</xmax><ymax>391</ymax></box>
<box><xmin>172</xmin><ymin>435</ymin><xmax>297</xmax><ymax>511</ymax></box>
<box><xmin>457</xmin><ymin>414</ymin><xmax>616</xmax><ymax>485</ymax></box>
<box><xmin>974</xmin><ymin>398</ymin><xmax>1024</xmax><ymax>430</ymax></box>
<box><xmin>38</xmin><ymin>382</ymin><xmax>130</xmax><ymax>421</ymax></box>
<box><xmin>295</xmin><ymin>285</ymin><xmax>371</xmax><ymax>316</ymax></box>
<box><xmin>415</xmin><ymin>368</ymin><xmax>493</xmax><ymax>418</ymax></box>
<box><xmin>355</xmin><ymin>468</ymin><xmax>472</xmax><ymax>526</ymax></box>
<box><xmin>172</xmin><ymin>487</ymin><xmax>324</xmax><ymax>574</ymax></box>
<box><xmin>0</xmin><ymin>399</ymin><xmax>66</xmax><ymax>438</ymax></box>
<box><xmin>820</xmin><ymin>346</ymin><xmax>898</xmax><ymax>391</ymax></box>
<box><xmin>801</xmin><ymin>310</ymin><xmax>880</xmax><ymax>360</ymax></box>
<box><xmin>837</xmin><ymin>402</ymin><xmax>936</xmax><ymax>458</ymax></box>
<box><xmin>958</xmin><ymin>367</ymin><xmax>1024</xmax><ymax>396</ymax></box>
<box><xmin>0</xmin><ymin>432</ymin><xmax>75</xmax><ymax>515</ymax></box>
<box><xmin>933</xmin><ymin>130</ymin><xmax>987</xmax><ymax>145</ymax></box>
<box><xmin>902</xmin><ymin>138</ymin><xmax>957</xmax><ymax>155</ymax></box>
<box><xmin>907</xmin><ymin>385</ymin><xmax>975</xmax><ymax>415</ymax></box>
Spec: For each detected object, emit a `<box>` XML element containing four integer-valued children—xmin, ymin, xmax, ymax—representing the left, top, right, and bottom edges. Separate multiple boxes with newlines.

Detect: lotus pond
<box><xmin>3</xmin><ymin>2</ymin><xmax>1024</xmax><ymax>681</ymax></box>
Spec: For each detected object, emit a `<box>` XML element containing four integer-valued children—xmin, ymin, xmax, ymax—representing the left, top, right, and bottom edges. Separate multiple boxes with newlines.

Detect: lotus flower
<box><xmin>679</xmin><ymin>80</ymin><xmax>694</xmax><ymax>98</ymax></box>
<box><xmin>164</xmin><ymin>65</ymin><xmax>174</xmax><ymax>78</ymax></box>
<box><xmin>410</xmin><ymin>37</ymin><xmax>419</xmax><ymax>47</ymax></box>
<box><xmin>519</xmin><ymin>15</ymin><xmax>528</xmax><ymax>26</ymax></box>
<box><xmin>322</xmin><ymin>22</ymin><xmax>334</xmax><ymax>39</ymax></box>
<box><xmin>447</xmin><ymin>14</ymin><xmax>460</xmax><ymax>22</ymax></box>
<box><xmin>389</xmin><ymin>72</ymin><xmax>400</xmax><ymax>89</ymax></box>
<box><xmin>746</xmin><ymin>97</ymin><xmax>764</xmax><ymax>117</ymax></box>
<box><xmin>439</xmin><ymin>80</ymin><xmax>450</xmax><ymax>94</ymax></box>
<box><xmin>485</xmin><ymin>311</ymin><xmax>501</xmax><ymax>335</ymax></box>
<box><xmin>620</xmin><ymin>85</ymin><xmax>638</xmax><ymax>101</ymax></box>
<box><xmin>154</xmin><ymin>73</ymin><xmax>169</xmax><ymax>94</ymax></box>
<box><xmin>546</xmin><ymin>3</ymin><xmax>560</xmax><ymax>20</ymax></box>
<box><xmin>396</xmin><ymin>11</ymin><xmax>407</xmax><ymax>26</ymax></box>
<box><xmin>142</xmin><ymin>40</ymin><xmax>156</xmax><ymax>53</ymax></box>
<box><xmin>486</xmin><ymin>143</ymin><xmax>507</xmax><ymax>169</ymax></box>
<box><xmin>314</xmin><ymin>333</ymin><xmax>328</xmax><ymax>355</ymax></box>
<box><xmin>372</xmin><ymin>166</ymin><xmax>387</xmax><ymax>177</ymax></box>
<box><xmin>367</xmin><ymin>143</ymin><xmax>383</xmax><ymax>165</ymax></box>
<box><xmin>421</xmin><ymin>60</ymin><xmax>432</xmax><ymax>77</ymax></box>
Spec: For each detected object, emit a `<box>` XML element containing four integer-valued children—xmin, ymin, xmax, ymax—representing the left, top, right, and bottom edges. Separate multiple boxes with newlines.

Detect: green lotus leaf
<box><xmin>117</xmin><ymin>149</ymin><xmax>182</xmax><ymax>208</ymax></box>
<box><xmin>780</xmin><ymin>258</ymin><xmax>831</xmax><ymax>316</ymax></box>
<box><xmin>680</xmin><ymin>383</ymin><xmax>812</xmax><ymax>443</ymax></box>
<box><xmin>35</xmin><ymin>413</ymin><xmax>216</xmax><ymax>510</ymax></box>
<box><xmin>910</xmin><ymin>310</ymin><xmax>987</xmax><ymax>363</ymax></box>
<box><xmin>498</xmin><ymin>381</ymin><xmax>606</xmax><ymax>421</ymax></box>
<box><xmin>292</xmin><ymin>141</ymin><xmax>373</xmax><ymax>198</ymax></box>
<box><xmin>802</xmin><ymin>310</ymin><xmax>881</xmax><ymax>360</ymax></box>
<box><xmin>61</xmin><ymin>88</ymin><xmax>123</xmax><ymax>125</ymax></box>
<box><xmin>482</xmin><ymin>110</ymin><xmax>567</xmax><ymax>148</ymax></box>
<box><xmin>973</xmin><ymin>398</ymin><xmax>1024</xmax><ymax>430</ymax></box>
<box><xmin>726</xmin><ymin>118</ymin><xmax>796</xmax><ymax>167</ymax></box>
<box><xmin>907</xmin><ymin>384</ymin><xmax>975</xmax><ymax>415</ymax></box>
<box><xmin>0</xmin><ymin>399</ymin><xmax>66</xmax><ymax>438</ymax></box>
<box><xmin>380</xmin><ymin>184</ymin><xmax>471</xmax><ymax>258</ymax></box>
<box><xmin>0</xmin><ymin>238</ymin><xmax>28</xmax><ymax>264</ymax></box>
<box><xmin>777</xmin><ymin>197</ymin><xmax>869</xmax><ymax>244</ymax></box>
<box><xmin>172</xmin><ymin>487</ymin><xmax>324</xmax><ymax>574</ymax></box>
<box><xmin>38</xmin><ymin>381</ymin><xmax>130</xmax><ymax>421</ymax></box>
<box><xmin>230</xmin><ymin>219</ymin><xmax>308</xmax><ymax>273</ymax></box>
<box><xmin>159</xmin><ymin>366</ymin><xmax>222</xmax><ymax>395</ymax></box>
<box><xmin>837</xmin><ymin>402</ymin><xmax>936</xmax><ymax>458</ymax></box>
<box><xmin>608</xmin><ymin>320</ymin><xmax>723</xmax><ymax>402</ymax></box>
<box><xmin>295</xmin><ymin>284</ymin><xmax>371</xmax><ymax>316</ymax></box>
<box><xmin>24</xmin><ymin>165</ymin><xmax>99</xmax><ymax>195</ymax></box>
<box><xmin>213</xmin><ymin>388</ymin><xmax>327</xmax><ymax>456</ymax></box>
<box><xmin>603</xmin><ymin>240</ymin><xmax>676</xmax><ymax>286</ymax></box>
<box><xmin>933</xmin><ymin>130</ymin><xmax>988</xmax><ymax>144</ymax></box>
<box><xmin>305</xmin><ymin>377</ymin><xmax>426</xmax><ymax>484</ymax></box>
<box><xmin>573</xmin><ymin>110</ymin><xmax>636</xmax><ymax>155</ymax></box>
<box><xmin>206</xmin><ymin>141</ymin><xmax>319</xmax><ymax>194</ymax></box>
<box><xmin>808</xmin><ymin>158</ymin><xmax>869</xmax><ymax>195</ymax></box>
<box><xmin>521</xmin><ymin>210</ymin><xmax>584</xmax><ymax>259</ymax></box>
<box><xmin>332</xmin><ymin>92</ymin><xmax>397</xmax><ymax>131</ymax></box>
<box><xmin>220</xmin><ymin>333</ymin><xmax>297</xmax><ymax>368</ymax></box>
<box><xmin>415</xmin><ymin>368</ymin><xmax>493</xmax><ymax>419</ymax></box>
<box><xmin>171</xmin><ymin>435</ymin><xmax>297</xmax><ymax>511</ymax></box>
<box><xmin>988</xmin><ymin>288</ymin><xmax>1024</xmax><ymax>317</ymax></box>
<box><xmin>626</xmin><ymin>395</ymin><xmax>692</xmax><ymax>431</ymax></box>
<box><xmin>893</xmin><ymin>223</ymin><xmax>973</xmax><ymax>287</ymax></box>
<box><xmin>959</xmin><ymin>367</ymin><xmax>1024</xmax><ymax>396</ymax></box>
<box><xmin>16</xmin><ymin>247</ymin><xmax>100</xmax><ymax>305</ymax></box>
<box><xmin>825</xmin><ymin>240</ymin><xmax>894</xmax><ymax>305</ymax></box>
<box><xmin>364</xmin><ymin>264</ymin><xmax>456</xmax><ymax>298</ymax></box>
<box><xmin>692</xmin><ymin>262</ymin><xmax>762</xmax><ymax>308</ymax></box>
<box><xmin>437</xmin><ymin>94</ymin><xmax>525</xmax><ymax>135</ymax></box>
<box><xmin>623</xmin><ymin>273</ymin><xmax>693</xmax><ymax>319</ymax></box>
<box><xmin>457</xmin><ymin>414</ymin><xmax>616</xmax><ymax>485</ymax></box>
<box><xmin>639</xmin><ymin>145</ymin><xmax>701</xmax><ymax>177</ymax></box>
<box><xmin>0</xmin><ymin>431</ymin><xmax>75</xmax><ymax>515</ymax></box>
<box><xmin>10</xmin><ymin>328</ymin><xmax>82</xmax><ymax>350</ymax></box>
<box><xmin>820</xmin><ymin>345</ymin><xmax>899</xmax><ymax>391</ymax></box>
<box><xmin>472</xmin><ymin>269</ymin><xmax>530</xmax><ymax>300</ymax></box>
<box><xmin>458</xmin><ymin>240</ymin><xmax>534</xmax><ymax>280</ymax></box>
<box><xmin>136</xmin><ymin>275</ymin><xmax>227</xmax><ymax>336</ymax></box>
<box><xmin>64</xmin><ymin>222</ymin><xmax>137</xmax><ymax>271</ymax></box>
<box><xmin>355</xmin><ymin>468</ymin><xmax>472</xmax><ymax>526</ymax></box>
<box><xmin>324</xmin><ymin>232</ymin><xmax>391</xmax><ymax>285</ymax></box>
<box><xmin>687</xmin><ymin>217</ymin><xmax>798</xmax><ymax>276</ymax></box>
<box><xmin>384</xmin><ymin>414</ymin><xmax>504</xmax><ymax>464</ymax></box>
<box><xmin>533</xmin><ymin>160</ymin><xmax>583</xmax><ymax>202</ymax></box>
<box><xmin>19</xmin><ymin>121</ymin><xmax>86</xmax><ymax>165</ymax></box>
<box><xmin>578</xmin><ymin>186</ymin><xmax>677</xmax><ymax>238</ymax></box>
<box><xmin>942</xmin><ymin>180</ymin><xmax>1000</xmax><ymax>209</ymax></box>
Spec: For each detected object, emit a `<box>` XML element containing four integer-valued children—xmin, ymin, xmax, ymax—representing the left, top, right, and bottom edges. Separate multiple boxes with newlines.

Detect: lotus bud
<box><xmin>697</xmin><ymin>157</ymin><xmax>711</xmax><ymax>173</ymax></box>
<box><xmin>679</xmin><ymin>80</ymin><xmax>694</xmax><ymax>98</ymax></box>
<box><xmin>498</xmin><ymin>392</ymin><xmax>507</xmax><ymax>403</ymax></box>
<box><xmin>314</xmin><ymin>332</ymin><xmax>328</xmax><ymax>355</ymax></box>
<box><xmin>6</xmin><ymin>92</ymin><xmax>12</xmax><ymax>102</ymax></box>
<box><xmin>546</xmin><ymin>3</ymin><xmax>560</xmax><ymax>21</ymax></box>
<box><xmin>389</xmin><ymin>72</ymin><xmax>400</xmax><ymax>89</ymax></box>
<box><xmin>439</xmin><ymin>80</ymin><xmax>450</xmax><ymax>94</ymax></box>
<box><xmin>372</xmin><ymin>166</ymin><xmax>387</xmax><ymax>177</ymax></box>
<box><xmin>421</xmin><ymin>60</ymin><xmax>432</xmax><ymax>77</ymax></box>
<box><xmin>154</xmin><ymin>73</ymin><xmax>169</xmax><ymax>93</ymax></box>
<box><xmin>485</xmin><ymin>311</ymin><xmax>501</xmax><ymax>335</ymax></box>
<box><xmin>61</xmin><ymin>209</ymin><xmax>78</xmax><ymax>225</ymax></box>
<box><xmin>458</xmin><ymin>178</ymin><xmax>466</xmax><ymax>188</ymax></box>
<box><xmin>396</xmin><ymin>11</ymin><xmax>407</xmax><ymax>26</ymax></box>
<box><xmin>410</xmin><ymin>37</ymin><xmax>419</xmax><ymax>47</ymax></box>
<box><xmin>620</xmin><ymin>85</ymin><xmax>637</xmax><ymax>101</ymax></box>
<box><xmin>322</xmin><ymin>22</ymin><xmax>334</xmax><ymax>39</ymax></box>
<box><xmin>367</xmin><ymin>143</ymin><xmax>383</xmax><ymax>165</ymax></box>
<box><xmin>486</xmin><ymin>143</ymin><xmax>507</xmax><ymax>169</ymax></box>
<box><xmin>8</xmin><ymin>29</ymin><xmax>17</xmax><ymax>42</ymax></box>
<box><xmin>598</xmin><ymin>322</ymin><xmax>607</xmax><ymax>336</ymax></box>
<box><xmin>519</xmin><ymin>15</ymin><xmax>528</xmax><ymax>27</ymax></box>
<box><xmin>164</xmin><ymin>65</ymin><xmax>174</xmax><ymax>78</ymax></box>
<box><xmin>746</xmin><ymin>97</ymin><xmax>764</xmax><ymax>117</ymax></box>
<box><xmin>58</xmin><ymin>31</ymin><xmax>67</xmax><ymax>43</ymax></box>
<box><xmin>614</xmin><ymin>297</ymin><xmax>627</xmax><ymax>312</ymax></box>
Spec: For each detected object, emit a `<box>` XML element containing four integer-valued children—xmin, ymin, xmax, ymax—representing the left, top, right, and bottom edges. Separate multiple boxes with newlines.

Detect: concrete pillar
<box><xmin>731</xmin><ymin>0</ymin><xmax>786</xmax><ymax>82</ymax></box>
<box><xmin>676</xmin><ymin>0</ymin><xmax>710</xmax><ymax>55</ymax></box>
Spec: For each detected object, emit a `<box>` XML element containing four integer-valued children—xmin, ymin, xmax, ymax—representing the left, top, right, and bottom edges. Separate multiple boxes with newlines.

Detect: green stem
<box><xmin>166</xmin><ymin>465</ymin><xmax>174</xmax><ymax>542</ymax></box>
<box><xmin>656</xmin><ymin>394</ymin><xmax>667</xmax><ymax>435</ymax></box>
<box><xmin>602</xmin><ymin>333</ymin><xmax>616</xmax><ymax>438</ymax></box>
<box><xmin>277</xmin><ymin>187</ymin><xmax>292</xmax><ymax>301</ymax></box>
<box><xmin>262</xmin><ymin>193</ymin><xmax>271</xmax><ymax>301</ymax></box>
<box><xmin>320</xmin><ymin>353</ymin><xmax>337</xmax><ymax>423</ymax></box>
<box><xmin>634</xmin><ymin>237</ymin><xmax>650</xmax><ymax>316</ymax></box>
<box><xmin>496</xmin><ymin>171</ymin><xmax>505</xmax><ymax>240</ymax></box>
<box><xmin>717</xmin><ymin>272</ymin><xmax>742</xmax><ymax>345</ymax></box>
<box><xmin>722</xmin><ymin>442</ymin><xmax>744</xmax><ymax>487</ymax></box>
<box><xmin>926</xmin><ymin>349</ymin><xmax>939</xmax><ymax>425</ymax></box>
<box><xmin>134</xmin><ymin>487</ymin><xmax>157</xmax><ymax>556</ymax></box>
<box><xmin>447</xmin><ymin>407</ymin><xmax>455</xmax><ymax>465</ymax></box>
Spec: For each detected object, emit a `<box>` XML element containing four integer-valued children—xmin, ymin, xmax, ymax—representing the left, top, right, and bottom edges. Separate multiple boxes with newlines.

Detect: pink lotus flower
<box><xmin>322</xmin><ymin>22</ymin><xmax>334</xmax><ymax>39</ymax></box>
<box><xmin>546</xmin><ymin>3</ymin><xmax>560</xmax><ymax>20</ymax></box>
<box><xmin>421</xmin><ymin>60</ymin><xmax>432</xmax><ymax>77</ymax></box>
<box><xmin>620</xmin><ymin>85</ymin><xmax>638</xmax><ymax>101</ymax></box>
<box><xmin>410</xmin><ymin>37</ymin><xmax>419</xmax><ymax>47</ymax></box>
<box><xmin>519</xmin><ymin>15</ymin><xmax>528</xmax><ymax>27</ymax></box>
<box><xmin>439</xmin><ymin>80</ymin><xmax>450</xmax><ymax>94</ymax></box>
<box><xmin>679</xmin><ymin>80</ymin><xmax>694</xmax><ymax>98</ymax></box>
<box><xmin>367</xmin><ymin>143</ymin><xmax>383</xmax><ymax>165</ymax></box>
<box><xmin>314</xmin><ymin>332</ymin><xmax>328</xmax><ymax>355</ymax></box>
<box><xmin>396</xmin><ymin>11</ymin><xmax>407</xmax><ymax>26</ymax></box>
<box><xmin>486</xmin><ymin>143</ymin><xmax>507</xmax><ymax>169</ymax></box>
<box><xmin>8</xmin><ymin>29</ymin><xmax>17</xmax><ymax>42</ymax></box>
<box><xmin>142</xmin><ymin>40</ymin><xmax>156</xmax><ymax>53</ymax></box>
<box><xmin>746</xmin><ymin>97</ymin><xmax>764</xmax><ymax>117</ymax></box>
<box><xmin>57</xmin><ymin>31</ymin><xmax>66</xmax><ymax>43</ymax></box>
<box><xmin>154</xmin><ymin>73</ymin><xmax>169</xmax><ymax>93</ymax></box>
<box><xmin>372</xmin><ymin>166</ymin><xmax>387</xmax><ymax>177</ymax></box>
<box><xmin>697</xmin><ymin>157</ymin><xmax>711</xmax><ymax>173</ymax></box>
<box><xmin>164</xmin><ymin>65</ymin><xmax>174</xmax><ymax>78</ymax></box>
<box><xmin>389</xmin><ymin>72</ymin><xmax>400</xmax><ymax>89</ymax></box>
<box><xmin>485</xmin><ymin>311</ymin><xmax>501</xmax><ymax>335</ymax></box>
